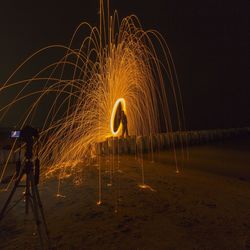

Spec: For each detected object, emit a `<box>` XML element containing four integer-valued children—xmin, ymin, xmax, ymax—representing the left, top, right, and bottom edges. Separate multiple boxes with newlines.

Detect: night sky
<box><xmin>0</xmin><ymin>0</ymin><xmax>248</xmax><ymax>130</ymax></box>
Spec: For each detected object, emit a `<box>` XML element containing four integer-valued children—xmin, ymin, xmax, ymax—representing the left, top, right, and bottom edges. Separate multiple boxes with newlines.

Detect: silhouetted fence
<box><xmin>0</xmin><ymin>127</ymin><xmax>249</xmax><ymax>164</ymax></box>
<box><xmin>95</xmin><ymin>127</ymin><xmax>250</xmax><ymax>155</ymax></box>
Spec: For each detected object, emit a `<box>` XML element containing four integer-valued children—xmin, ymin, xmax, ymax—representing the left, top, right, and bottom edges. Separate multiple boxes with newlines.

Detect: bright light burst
<box><xmin>110</xmin><ymin>98</ymin><xmax>126</xmax><ymax>136</ymax></box>
<box><xmin>0</xmin><ymin>0</ymin><xmax>184</xmax><ymax>184</ymax></box>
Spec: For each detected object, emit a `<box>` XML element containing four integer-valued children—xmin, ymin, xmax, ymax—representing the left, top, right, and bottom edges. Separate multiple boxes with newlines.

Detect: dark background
<box><xmin>0</xmin><ymin>0</ymin><xmax>249</xmax><ymax>130</ymax></box>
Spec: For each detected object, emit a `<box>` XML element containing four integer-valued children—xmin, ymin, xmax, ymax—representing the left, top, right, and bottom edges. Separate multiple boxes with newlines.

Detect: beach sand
<box><xmin>0</xmin><ymin>138</ymin><xmax>250</xmax><ymax>249</ymax></box>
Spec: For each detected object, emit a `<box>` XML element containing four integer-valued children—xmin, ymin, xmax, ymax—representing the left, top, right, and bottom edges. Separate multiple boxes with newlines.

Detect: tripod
<box><xmin>0</xmin><ymin>142</ymin><xmax>50</xmax><ymax>249</ymax></box>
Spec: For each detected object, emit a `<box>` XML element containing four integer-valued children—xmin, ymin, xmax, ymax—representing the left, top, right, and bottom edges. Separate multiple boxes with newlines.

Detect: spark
<box><xmin>0</xmin><ymin>0</ymin><xmax>185</xmax><ymax>187</ymax></box>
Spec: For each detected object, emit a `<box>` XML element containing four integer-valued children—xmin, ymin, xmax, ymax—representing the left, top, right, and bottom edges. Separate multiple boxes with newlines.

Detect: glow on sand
<box><xmin>0</xmin><ymin>0</ymin><xmax>185</xmax><ymax>193</ymax></box>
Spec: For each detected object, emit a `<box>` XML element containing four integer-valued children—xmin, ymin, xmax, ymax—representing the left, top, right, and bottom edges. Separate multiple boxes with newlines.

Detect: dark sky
<box><xmin>0</xmin><ymin>0</ymin><xmax>249</xmax><ymax>130</ymax></box>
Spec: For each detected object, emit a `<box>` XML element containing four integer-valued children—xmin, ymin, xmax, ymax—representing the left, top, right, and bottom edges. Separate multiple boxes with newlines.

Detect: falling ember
<box><xmin>0</xmin><ymin>0</ymin><xmax>185</xmax><ymax>185</ymax></box>
<box><xmin>96</xmin><ymin>200</ymin><xmax>102</xmax><ymax>206</ymax></box>
<box><xmin>139</xmin><ymin>184</ymin><xmax>156</xmax><ymax>192</ymax></box>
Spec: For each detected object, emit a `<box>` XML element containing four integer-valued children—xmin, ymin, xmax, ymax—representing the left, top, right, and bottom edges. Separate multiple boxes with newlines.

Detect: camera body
<box><xmin>10</xmin><ymin>126</ymin><xmax>39</xmax><ymax>142</ymax></box>
<box><xmin>20</xmin><ymin>126</ymin><xmax>39</xmax><ymax>159</ymax></box>
<box><xmin>20</xmin><ymin>126</ymin><xmax>39</xmax><ymax>143</ymax></box>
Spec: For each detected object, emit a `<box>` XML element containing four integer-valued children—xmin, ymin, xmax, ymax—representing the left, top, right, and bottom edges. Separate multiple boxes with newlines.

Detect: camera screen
<box><xmin>11</xmin><ymin>130</ymin><xmax>21</xmax><ymax>138</ymax></box>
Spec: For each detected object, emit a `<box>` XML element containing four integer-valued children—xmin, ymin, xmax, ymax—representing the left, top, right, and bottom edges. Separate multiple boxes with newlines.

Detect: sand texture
<box><xmin>0</xmin><ymin>138</ymin><xmax>250</xmax><ymax>249</ymax></box>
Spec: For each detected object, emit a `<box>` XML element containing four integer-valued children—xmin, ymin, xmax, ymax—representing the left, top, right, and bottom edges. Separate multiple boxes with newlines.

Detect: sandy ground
<box><xmin>0</xmin><ymin>137</ymin><xmax>250</xmax><ymax>250</ymax></box>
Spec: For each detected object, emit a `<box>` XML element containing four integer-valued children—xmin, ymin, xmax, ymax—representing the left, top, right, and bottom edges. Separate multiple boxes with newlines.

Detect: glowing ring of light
<box><xmin>110</xmin><ymin>98</ymin><xmax>126</xmax><ymax>136</ymax></box>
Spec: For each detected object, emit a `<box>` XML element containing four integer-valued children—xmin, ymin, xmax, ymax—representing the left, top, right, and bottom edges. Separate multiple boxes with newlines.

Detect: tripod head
<box><xmin>20</xmin><ymin>125</ymin><xmax>39</xmax><ymax>160</ymax></box>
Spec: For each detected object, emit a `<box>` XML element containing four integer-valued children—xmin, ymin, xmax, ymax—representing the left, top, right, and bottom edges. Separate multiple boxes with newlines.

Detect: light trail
<box><xmin>0</xmin><ymin>0</ymin><xmax>185</xmax><ymax>187</ymax></box>
<box><xmin>110</xmin><ymin>98</ymin><xmax>126</xmax><ymax>136</ymax></box>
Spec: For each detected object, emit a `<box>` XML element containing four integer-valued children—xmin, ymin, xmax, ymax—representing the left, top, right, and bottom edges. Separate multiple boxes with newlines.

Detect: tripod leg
<box><xmin>28</xmin><ymin>196</ymin><xmax>45</xmax><ymax>250</ymax></box>
<box><xmin>0</xmin><ymin>170</ymin><xmax>25</xmax><ymax>220</ymax></box>
<box><xmin>25</xmin><ymin>171</ymin><xmax>30</xmax><ymax>215</ymax></box>
<box><xmin>33</xmin><ymin>184</ymin><xmax>50</xmax><ymax>240</ymax></box>
<box><xmin>29</xmin><ymin>176</ymin><xmax>46</xmax><ymax>249</ymax></box>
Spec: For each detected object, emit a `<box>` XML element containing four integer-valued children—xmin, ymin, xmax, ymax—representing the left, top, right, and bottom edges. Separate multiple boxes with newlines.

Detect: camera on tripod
<box><xmin>1</xmin><ymin>125</ymin><xmax>50</xmax><ymax>247</ymax></box>
<box><xmin>11</xmin><ymin>125</ymin><xmax>40</xmax><ymax>185</ymax></box>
